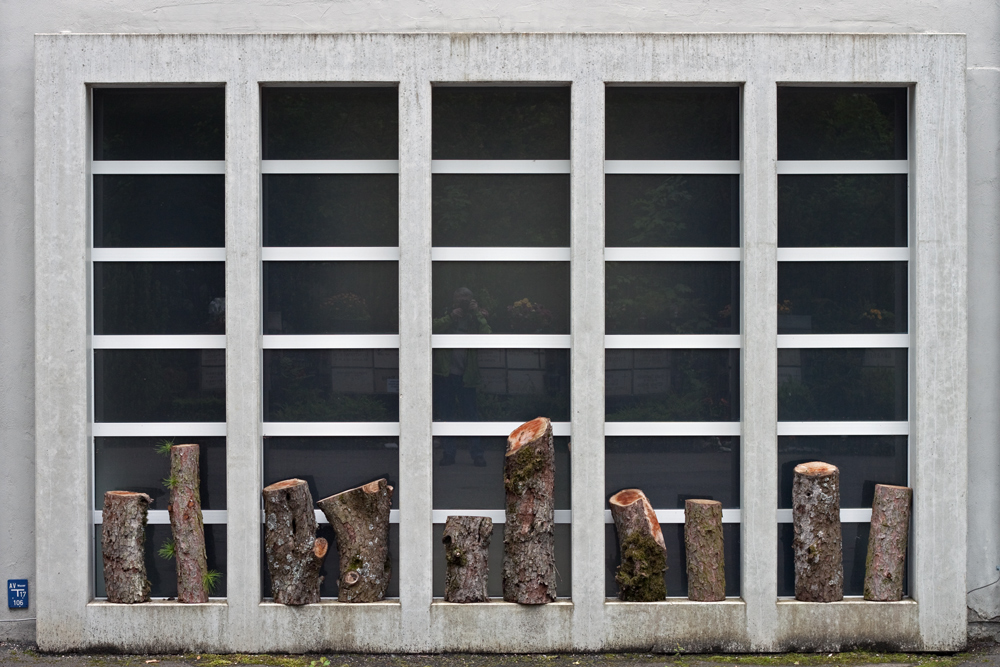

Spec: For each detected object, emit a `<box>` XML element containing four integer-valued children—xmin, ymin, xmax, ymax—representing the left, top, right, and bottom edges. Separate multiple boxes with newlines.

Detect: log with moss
<box><xmin>864</xmin><ymin>483</ymin><xmax>912</xmax><ymax>601</ymax></box>
<box><xmin>262</xmin><ymin>479</ymin><xmax>328</xmax><ymax>605</ymax></box>
<box><xmin>684</xmin><ymin>499</ymin><xmax>725</xmax><ymax>601</ymax></box>
<box><xmin>610</xmin><ymin>488</ymin><xmax>666</xmax><ymax>601</ymax></box>
<box><xmin>167</xmin><ymin>443</ymin><xmax>209</xmax><ymax>603</ymax></box>
<box><xmin>443</xmin><ymin>515</ymin><xmax>493</xmax><ymax>603</ymax></box>
<box><xmin>793</xmin><ymin>461</ymin><xmax>843</xmax><ymax>602</ymax></box>
<box><xmin>102</xmin><ymin>491</ymin><xmax>153</xmax><ymax>604</ymax></box>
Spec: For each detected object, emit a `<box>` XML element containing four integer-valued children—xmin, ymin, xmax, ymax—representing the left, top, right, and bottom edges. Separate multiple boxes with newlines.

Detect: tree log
<box><xmin>102</xmin><ymin>491</ymin><xmax>152</xmax><ymax>604</ymax></box>
<box><xmin>442</xmin><ymin>515</ymin><xmax>493</xmax><ymax>603</ymax></box>
<box><xmin>318</xmin><ymin>478</ymin><xmax>393</xmax><ymax>603</ymax></box>
<box><xmin>168</xmin><ymin>444</ymin><xmax>209</xmax><ymax>603</ymax></box>
<box><xmin>610</xmin><ymin>488</ymin><xmax>666</xmax><ymax>601</ymax></box>
<box><xmin>262</xmin><ymin>479</ymin><xmax>328</xmax><ymax>605</ymax></box>
<box><xmin>503</xmin><ymin>417</ymin><xmax>557</xmax><ymax>604</ymax></box>
<box><xmin>793</xmin><ymin>461</ymin><xmax>843</xmax><ymax>602</ymax></box>
<box><xmin>864</xmin><ymin>483</ymin><xmax>912</xmax><ymax>601</ymax></box>
<box><xmin>684</xmin><ymin>499</ymin><xmax>725</xmax><ymax>601</ymax></box>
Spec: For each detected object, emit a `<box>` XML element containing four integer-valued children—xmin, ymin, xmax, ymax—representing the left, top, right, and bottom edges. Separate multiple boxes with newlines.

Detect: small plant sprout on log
<box><xmin>684</xmin><ymin>499</ymin><xmax>725</xmax><ymax>601</ymax></box>
<box><xmin>792</xmin><ymin>461</ymin><xmax>844</xmax><ymax>602</ymax></box>
<box><xmin>262</xmin><ymin>479</ymin><xmax>328</xmax><ymax>605</ymax></box>
<box><xmin>610</xmin><ymin>488</ymin><xmax>667</xmax><ymax>601</ymax></box>
<box><xmin>864</xmin><ymin>484</ymin><xmax>912</xmax><ymax>601</ymax></box>
<box><xmin>102</xmin><ymin>491</ymin><xmax>153</xmax><ymax>604</ymax></box>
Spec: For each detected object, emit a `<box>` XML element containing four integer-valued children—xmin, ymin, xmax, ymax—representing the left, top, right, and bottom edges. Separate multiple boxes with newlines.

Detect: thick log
<box><xmin>684</xmin><ymin>499</ymin><xmax>725</xmax><ymax>601</ymax></box>
<box><xmin>864</xmin><ymin>484</ymin><xmax>912</xmax><ymax>601</ymax></box>
<box><xmin>262</xmin><ymin>479</ymin><xmax>328</xmax><ymax>605</ymax></box>
<box><xmin>102</xmin><ymin>491</ymin><xmax>152</xmax><ymax>604</ymax></box>
<box><xmin>792</xmin><ymin>461</ymin><xmax>843</xmax><ymax>602</ymax></box>
<box><xmin>610</xmin><ymin>488</ymin><xmax>667</xmax><ymax>601</ymax></box>
<box><xmin>503</xmin><ymin>417</ymin><xmax>557</xmax><ymax>604</ymax></box>
<box><xmin>168</xmin><ymin>444</ymin><xmax>209</xmax><ymax>603</ymax></box>
<box><xmin>442</xmin><ymin>515</ymin><xmax>493</xmax><ymax>603</ymax></box>
<box><xmin>318</xmin><ymin>478</ymin><xmax>393</xmax><ymax>603</ymax></box>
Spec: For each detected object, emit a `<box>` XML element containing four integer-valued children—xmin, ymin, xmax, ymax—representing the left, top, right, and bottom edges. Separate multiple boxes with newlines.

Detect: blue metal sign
<box><xmin>7</xmin><ymin>580</ymin><xmax>28</xmax><ymax>609</ymax></box>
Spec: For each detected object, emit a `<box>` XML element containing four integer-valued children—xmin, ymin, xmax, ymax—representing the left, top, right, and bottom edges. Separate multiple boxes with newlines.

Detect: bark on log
<box><xmin>610</xmin><ymin>488</ymin><xmax>667</xmax><ymax>601</ymax></box>
<box><xmin>442</xmin><ymin>515</ymin><xmax>493</xmax><ymax>603</ymax></box>
<box><xmin>262</xmin><ymin>479</ymin><xmax>328</xmax><ymax>605</ymax></box>
<box><xmin>864</xmin><ymin>483</ymin><xmax>912</xmax><ymax>601</ymax></box>
<box><xmin>318</xmin><ymin>478</ymin><xmax>393</xmax><ymax>603</ymax></box>
<box><xmin>503</xmin><ymin>417</ymin><xmax>557</xmax><ymax>604</ymax></box>
<box><xmin>102</xmin><ymin>491</ymin><xmax>152</xmax><ymax>604</ymax></box>
<box><xmin>792</xmin><ymin>461</ymin><xmax>843</xmax><ymax>602</ymax></box>
<box><xmin>684</xmin><ymin>499</ymin><xmax>725</xmax><ymax>601</ymax></box>
<box><xmin>168</xmin><ymin>444</ymin><xmax>209</xmax><ymax>603</ymax></box>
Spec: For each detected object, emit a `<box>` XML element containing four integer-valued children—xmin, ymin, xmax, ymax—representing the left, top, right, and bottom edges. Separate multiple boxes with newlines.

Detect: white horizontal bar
<box><xmin>429</xmin><ymin>510</ymin><xmax>573</xmax><ymax>525</ymax></box>
<box><xmin>776</xmin><ymin>421</ymin><xmax>909</xmax><ymax>436</ymax></box>
<box><xmin>263</xmin><ymin>335</ymin><xmax>400</xmax><ymax>349</ymax></box>
<box><xmin>604</xmin><ymin>422</ymin><xmax>741</xmax><ymax>437</ymax></box>
<box><xmin>777</xmin><ymin>334</ymin><xmax>909</xmax><ymax>349</ymax></box>
<box><xmin>605</xmin><ymin>335</ymin><xmax>740</xmax><ymax>349</ymax></box>
<box><xmin>776</xmin><ymin>508</ymin><xmax>872</xmax><ymax>523</ymax></box>
<box><xmin>432</xmin><ymin>160</ymin><xmax>570</xmax><ymax>174</ymax></box>
<box><xmin>92</xmin><ymin>423</ymin><xmax>227</xmax><ymax>437</ymax></box>
<box><xmin>92</xmin><ymin>248</ymin><xmax>226</xmax><ymax>262</ymax></box>
<box><xmin>93</xmin><ymin>335</ymin><xmax>225</xmax><ymax>350</ymax></box>
<box><xmin>92</xmin><ymin>161</ymin><xmax>226</xmax><ymax>175</ymax></box>
<box><xmin>262</xmin><ymin>422</ymin><xmax>400</xmax><ymax>437</ymax></box>
<box><xmin>94</xmin><ymin>510</ymin><xmax>227</xmax><ymax>525</ymax></box>
<box><xmin>432</xmin><ymin>334</ymin><xmax>570</xmax><ymax>349</ymax></box>
<box><xmin>432</xmin><ymin>247</ymin><xmax>570</xmax><ymax>262</ymax></box>
<box><xmin>603</xmin><ymin>509</ymin><xmax>741</xmax><ymax>524</ymax></box>
<box><xmin>776</xmin><ymin>160</ymin><xmax>907</xmax><ymax>175</ymax></box>
<box><xmin>262</xmin><ymin>247</ymin><xmax>399</xmax><ymax>261</ymax></box>
<box><xmin>777</xmin><ymin>247</ymin><xmax>909</xmax><ymax>262</ymax></box>
<box><xmin>262</xmin><ymin>160</ymin><xmax>399</xmax><ymax>174</ymax></box>
<box><xmin>604</xmin><ymin>160</ymin><xmax>741</xmax><ymax>175</ymax></box>
<box><xmin>431</xmin><ymin>422</ymin><xmax>571</xmax><ymax>437</ymax></box>
<box><xmin>605</xmin><ymin>247</ymin><xmax>740</xmax><ymax>262</ymax></box>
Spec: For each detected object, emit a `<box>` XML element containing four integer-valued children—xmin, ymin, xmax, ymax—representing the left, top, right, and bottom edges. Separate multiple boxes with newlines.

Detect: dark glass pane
<box><xmin>433</xmin><ymin>263</ymin><xmax>570</xmax><ymax>335</ymax></box>
<box><xmin>777</xmin><ymin>87</ymin><xmax>907</xmax><ymax>161</ymax></box>
<box><xmin>433</xmin><ymin>437</ymin><xmax>570</xmax><ymax>509</ymax></box>
<box><xmin>606</xmin><ymin>523</ymin><xmax>740</xmax><ymax>598</ymax></box>
<box><xmin>432</xmin><ymin>87</ymin><xmax>570</xmax><ymax>160</ymax></box>
<box><xmin>261</xmin><ymin>87</ymin><xmax>398</xmax><ymax>160</ymax></box>
<box><xmin>432</xmin><ymin>175</ymin><xmax>570</xmax><ymax>247</ymax></box>
<box><xmin>778</xmin><ymin>175</ymin><xmax>907</xmax><ymax>248</ymax></box>
<box><xmin>605</xmin><ymin>175</ymin><xmax>739</xmax><ymax>247</ymax></box>
<box><xmin>264</xmin><ymin>262</ymin><xmax>398</xmax><ymax>334</ymax></box>
<box><xmin>94</xmin><ymin>437</ymin><xmax>226</xmax><ymax>510</ymax></box>
<box><xmin>778</xmin><ymin>436</ymin><xmax>907</xmax><ymax>509</ymax></box>
<box><xmin>96</xmin><ymin>524</ymin><xmax>226</xmax><ymax>598</ymax></box>
<box><xmin>94</xmin><ymin>175</ymin><xmax>224</xmax><ymax>248</ymax></box>
<box><xmin>606</xmin><ymin>262</ymin><xmax>739</xmax><ymax>335</ymax></box>
<box><xmin>778</xmin><ymin>262</ymin><xmax>907</xmax><ymax>334</ymax></box>
<box><xmin>95</xmin><ymin>349</ymin><xmax>225</xmax><ymax>422</ymax></box>
<box><xmin>606</xmin><ymin>87</ymin><xmax>739</xmax><ymax>160</ymax></box>
<box><xmin>94</xmin><ymin>262</ymin><xmax>225</xmax><ymax>335</ymax></box>
<box><xmin>777</xmin><ymin>348</ymin><xmax>907</xmax><ymax>421</ymax></box>
<box><xmin>433</xmin><ymin>349</ymin><xmax>570</xmax><ymax>422</ymax></box>
<box><xmin>94</xmin><ymin>88</ymin><xmax>224</xmax><ymax>161</ymax></box>
<box><xmin>264</xmin><ymin>349</ymin><xmax>398</xmax><ymax>422</ymax></box>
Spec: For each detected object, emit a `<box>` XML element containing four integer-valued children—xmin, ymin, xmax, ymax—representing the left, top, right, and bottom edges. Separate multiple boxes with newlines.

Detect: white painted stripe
<box><xmin>262</xmin><ymin>247</ymin><xmax>399</xmax><ymax>261</ymax></box>
<box><xmin>262</xmin><ymin>160</ymin><xmax>399</xmax><ymax>174</ymax></box>
<box><xmin>777</xmin><ymin>508</ymin><xmax>872</xmax><ymax>523</ymax></box>
<box><xmin>777</xmin><ymin>247</ymin><xmax>909</xmax><ymax>262</ymax></box>
<box><xmin>432</xmin><ymin>334</ymin><xmax>571</xmax><ymax>348</ymax></box>
<box><xmin>261</xmin><ymin>422</ymin><xmax>400</xmax><ymax>437</ymax></box>
<box><xmin>94</xmin><ymin>510</ymin><xmax>227</xmax><ymax>525</ymax></box>
<box><xmin>604</xmin><ymin>422</ymin><xmax>741</xmax><ymax>437</ymax></box>
<box><xmin>263</xmin><ymin>335</ymin><xmax>400</xmax><ymax>349</ymax></box>
<box><xmin>93</xmin><ymin>335</ymin><xmax>225</xmax><ymax>350</ymax></box>
<box><xmin>92</xmin><ymin>248</ymin><xmax>226</xmax><ymax>262</ymax></box>
<box><xmin>92</xmin><ymin>423</ymin><xmax>227</xmax><ymax>437</ymax></box>
<box><xmin>605</xmin><ymin>335</ymin><xmax>740</xmax><ymax>349</ymax></box>
<box><xmin>776</xmin><ymin>160</ymin><xmax>908</xmax><ymax>175</ymax></box>
<box><xmin>432</xmin><ymin>160</ymin><xmax>571</xmax><ymax>174</ymax></box>
<box><xmin>604</xmin><ymin>160</ymin><xmax>741</xmax><ymax>175</ymax></box>
<box><xmin>776</xmin><ymin>421</ymin><xmax>909</xmax><ymax>436</ymax></box>
<box><xmin>431</xmin><ymin>422</ymin><xmax>572</xmax><ymax>437</ymax></box>
<box><xmin>605</xmin><ymin>247</ymin><xmax>740</xmax><ymax>262</ymax></box>
<box><xmin>777</xmin><ymin>334</ymin><xmax>909</xmax><ymax>349</ymax></box>
<box><xmin>602</xmin><ymin>509</ymin><xmax>741</xmax><ymax>524</ymax></box>
<box><xmin>432</xmin><ymin>247</ymin><xmax>571</xmax><ymax>262</ymax></box>
<box><xmin>92</xmin><ymin>161</ymin><xmax>226</xmax><ymax>175</ymax></box>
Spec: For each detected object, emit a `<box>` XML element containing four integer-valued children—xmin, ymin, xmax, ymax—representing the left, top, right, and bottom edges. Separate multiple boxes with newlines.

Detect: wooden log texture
<box><xmin>262</xmin><ymin>479</ymin><xmax>328</xmax><ymax>605</ymax></box>
<box><xmin>864</xmin><ymin>483</ymin><xmax>912</xmax><ymax>601</ymax></box>
<box><xmin>442</xmin><ymin>515</ymin><xmax>493</xmax><ymax>603</ymax></box>
<box><xmin>503</xmin><ymin>417</ymin><xmax>557</xmax><ymax>604</ymax></box>
<box><xmin>318</xmin><ymin>478</ymin><xmax>393</xmax><ymax>603</ymax></box>
<box><xmin>102</xmin><ymin>491</ymin><xmax>152</xmax><ymax>604</ymax></box>
<box><xmin>792</xmin><ymin>461</ymin><xmax>844</xmax><ymax>602</ymax></box>
<box><xmin>168</xmin><ymin>444</ymin><xmax>209</xmax><ymax>603</ymax></box>
<box><xmin>684</xmin><ymin>499</ymin><xmax>725</xmax><ymax>601</ymax></box>
<box><xmin>610</xmin><ymin>488</ymin><xmax>667</xmax><ymax>601</ymax></box>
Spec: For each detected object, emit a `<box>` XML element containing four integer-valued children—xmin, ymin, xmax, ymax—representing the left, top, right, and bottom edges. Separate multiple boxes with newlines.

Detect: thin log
<box><xmin>102</xmin><ymin>491</ymin><xmax>152</xmax><ymax>604</ymax></box>
<box><xmin>503</xmin><ymin>417</ymin><xmax>557</xmax><ymax>604</ymax></box>
<box><xmin>792</xmin><ymin>461</ymin><xmax>843</xmax><ymax>602</ymax></box>
<box><xmin>262</xmin><ymin>479</ymin><xmax>328</xmax><ymax>605</ymax></box>
<box><xmin>610</xmin><ymin>488</ymin><xmax>666</xmax><ymax>601</ymax></box>
<box><xmin>443</xmin><ymin>515</ymin><xmax>493</xmax><ymax>603</ymax></box>
<box><xmin>864</xmin><ymin>483</ymin><xmax>912</xmax><ymax>601</ymax></box>
<box><xmin>168</xmin><ymin>444</ymin><xmax>208</xmax><ymax>603</ymax></box>
<box><xmin>684</xmin><ymin>499</ymin><xmax>725</xmax><ymax>601</ymax></box>
<box><xmin>318</xmin><ymin>478</ymin><xmax>393</xmax><ymax>603</ymax></box>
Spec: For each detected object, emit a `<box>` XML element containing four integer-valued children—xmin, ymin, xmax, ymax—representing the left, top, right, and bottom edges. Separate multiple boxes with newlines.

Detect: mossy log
<box><xmin>793</xmin><ymin>461</ymin><xmax>843</xmax><ymax>602</ymax></box>
<box><xmin>610</xmin><ymin>488</ymin><xmax>667</xmax><ymax>601</ymax></box>
<box><xmin>684</xmin><ymin>499</ymin><xmax>725</xmax><ymax>601</ymax></box>
<box><xmin>102</xmin><ymin>491</ymin><xmax>152</xmax><ymax>604</ymax></box>
<box><xmin>864</xmin><ymin>484</ymin><xmax>912</xmax><ymax>601</ymax></box>
<box><xmin>503</xmin><ymin>417</ymin><xmax>557</xmax><ymax>604</ymax></box>
<box><xmin>168</xmin><ymin>444</ymin><xmax>209</xmax><ymax>603</ymax></box>
<box><xmin>262</xmin><ymin>479</ymin><xmax>328</xmax><ymax>605</ymax></box>
<box><xmin>443</xmin><ymin>515</ymin><xmax>493</xmax><ymax>603</ymax></box>
<box><xmin>318</xmin><ymin>478</ymin><xmax>393</xmax><ymax>603</ymax></box>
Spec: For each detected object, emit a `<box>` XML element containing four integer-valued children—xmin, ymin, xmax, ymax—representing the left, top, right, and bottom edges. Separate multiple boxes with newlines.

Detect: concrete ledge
<box><xmin>430</xmin><ymin>599</ymin><xmax>574</xmax><ymax>652</ymax></box>
<box><xmin>85</xmin><ymin>600</ymin><xmax>229</xmax><ymax>653</ymax></box>
<box><xmin>255</xmin><ymin>600</ymin><xmax>402</xmax><ymax>653</ymax></box>
<box><xmin>776</xmin><ymin>599</ymin><xmax>920</xmax><ymax>652</ymax></box>
<box><xmin>603</xmin><ymin>598</ymin><xmax>749</xmax><ymax>652</ymax></box>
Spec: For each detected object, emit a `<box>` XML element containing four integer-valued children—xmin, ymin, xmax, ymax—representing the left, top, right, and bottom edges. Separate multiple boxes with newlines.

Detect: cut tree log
<box><xmin>792</xmin><ymin>461</ymin><xmax>843</xmax><ymax>602</ymax></box>
<box><xmin>864</xmin><ymin>483</ymin><xmax>912</xmax><ymax>601</ymax></box>
<box><xmin>102</xmin><ymin>491</ymin><xmax>153</xmax><ymax>604</ymax></box>
<box><xmin>610</xmin><ymin>488</ymin><xmax>667</xmax><ymax>601</ymax></box>
<box><xmin>684</xmin><ymin>499</ymin><xmax>725</xmax><ymax>601</ymax></box>
<box><xmin>442</xmin><ymin>515</ymin><xmax>493</xmax><ymax>603</ymax></box>
<box><xmin>168</xmin><ymin>444</ymin><xmax>209</xmax><ymax>603</ymax></box>
<box><xmin>318</xmin><ymin>478</ymin><xmax>393</xmax><ymax>603</ymax></box>
<box><xmin>262</xmin><ymin>479</ymin><xmax>328</xmax><ymax>605</ymax></box>
<box><xmin>503</xmin><ymin>417</ymin><xmax>557</xmax><ymax>604</ymax></box>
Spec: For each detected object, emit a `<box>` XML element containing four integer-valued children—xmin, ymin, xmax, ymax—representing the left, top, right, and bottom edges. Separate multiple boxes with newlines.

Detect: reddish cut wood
<box><xmin>168</xmin><ymin>444</ymin><xmax>209</xmax><ymax>603</ymax></box>
<box><xmin>864</xmin><ymin>484</ymin><xmax>912</xmax><ymax>601</ymax></box>
<box><xmin>102</xmin><ymin>491</ymin><xmax>152</xmax><ymax>604</ymax></box>
<box><xmin>262</xmin><ymin>478</ymin><xmax>326</xmax><ymax>605</ymax></box>
<box><xmin>442</xmin><ymin>515</ymin><xmax>493</xmax><ymax>603</ymax></box>
<box><xmin>684</xmin><ymin>499</ymin><xmax>725</xmax><ymax>601</ymax></box>
<box><xmin>792</xmin><ymin>461</ymin><xmax>843</xmax><ymax>602</ymax></box>
<box><xmin>610</xmin><ymin>488</ymin><xmax>666</xmax><ymax>601</ymax></box>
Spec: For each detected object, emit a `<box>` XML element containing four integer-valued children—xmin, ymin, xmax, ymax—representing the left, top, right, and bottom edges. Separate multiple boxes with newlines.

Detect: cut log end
<box><xmin>173</xmin><ymin>443</ymin><xmax>199</xmax><ymax>452</ymax></box>
<box><xmin>314</xmin><ymin>537</ymin><xmax>329</xmax><ymax>559</ymax></box>
<box><xmin>507</xmin><ymin>417</ymin><xmax>551</xmax><ymax>455</ymax></box>
<box><xmin>106</xmin><ymin>490</ymin><xmax>153</xmax><ymax>501</ymax></box>
<box><xmin>263</xmin><ymin>478</ymin><xmax>307</xmax><ymax>493</ymax></box>
<box><xmin>610</xmin><ymin>489</ymin><xmax>664</xmax><ymax>550</ymax></box>
<box><xmin>794</xmin><ymin>461</ymin><xmax>839</xmax><ymax>477</ymax></box>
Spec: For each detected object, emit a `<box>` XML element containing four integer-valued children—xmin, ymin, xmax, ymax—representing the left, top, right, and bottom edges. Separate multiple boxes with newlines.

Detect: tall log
<box><xmin>262</xmin><ymin>479</ymin><xmax>328</xmax><ymax>605</ymax></box>
<box><xmin>610</xmin><ymin>489</ymin><xmax>666</xmax><ymax>601</ymax></box>
<box><xmin>168</xmin><ymin>444</ymin><xmax>209</xmax><ymax>603</ymax></box>
<box><xmin>503</xmin><ymin>417</ymin><xmax>557</xmax><ymax>604</ymax></box>
<box><xmin>102</xmin><ymin>491</ymin><xmax>152</xmax><ymax>604</ymax></box>
<box><xmin>864</xmin><ymin>484</ymin><xmax>912</xmax><ymax>601</ymax></box>
<box><xmin>442</xmin><ymin>515</ymin><xmax>493</xmax><ymax>603</ymax></box>
<box><xmin>318</xmin><ymin>478</ymin><xmax>393</xmax><ymax>603</ymax></box>
<box><xmin>684</xmin><ymin>499</ymin><xmax>725</xmax><ymax>601</ymax></box>
<box><xmin>792</xmin><ymin>461</ymin><xmax>843</xmax><ymax>602</ymax></box>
